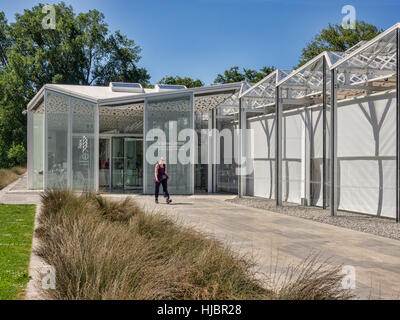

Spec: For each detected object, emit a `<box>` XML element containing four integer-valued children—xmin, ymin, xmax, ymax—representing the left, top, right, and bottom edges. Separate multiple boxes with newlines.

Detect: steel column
<box><xmin>322</xmin><ymin>58</ymin><xmax>327</xmax><ymax>209</ymax></box>
<box><xmin>238</xmin><ymin>97</ymin><xmax>242</xmax><ymax>197</ymax></box>
<box><xmin>330</xmin><ymin>69</ymin><xmax>338</xmax><ymax>216</ymax></box>
<box><xmin>275</xmin><ymin>87</ymin><xmax>282</xmax><ymax>206</ymax></box>
<box><xmin>94</xmin><ymin>104</ymin><xmax>99</xmax><ymax>192</ymax></box>
<box><xmin>212</xmin><ymin>108</ymin><xmax>217</xmax><ymax>193</ymax></box>
<box><xmin>207</xmin><ymin>110</ymin><xmax>213</xmax><ymax>193</ymax></box>
<box><xmin>27</xmin><ymin>111</ymin><xmax>33</xmax><ymax>189</ymax></box>
<box><xmin>191</xmin><ymin>93</ymin><xmax>195</xmax><ymax>195</ymax></box>
<box><xmin>143</xmin><ymin>98</ymin><xmax>147</xmax><ymax>194</ymax></box>
<box><xmin>67</xmin><ymin>97</ymin><xmax>72</xmax><ymax>189</ymax></box>
<box><xmin>303</xmin><ymin>107</ymin><xmax>311</xmax><ymax>206</ymax></box>
<box><xmin>43</xmin><ymin>89</ymin><xmax>48</xmax><ymax>190</ymax></box>
<box><xmin>396</xmin><ymin>28</ymin><xmax>400</xmax><ymax>223</ymax></box>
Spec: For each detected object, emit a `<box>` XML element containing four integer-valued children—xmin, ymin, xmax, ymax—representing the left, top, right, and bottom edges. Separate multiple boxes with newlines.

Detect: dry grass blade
<box><xmin>271</xmin><ymin>254</ymin><xmax>356</xmax><ymax>300</ymax></box>
<box><xmin>92</xmin><ymin>195</ymin><xmax>144</xmax><ymax>222</ymax></box>
<box><xmin>0</xmin><ymin>166</ymin><xmax>26</xmax><ymax>190</ymax></box>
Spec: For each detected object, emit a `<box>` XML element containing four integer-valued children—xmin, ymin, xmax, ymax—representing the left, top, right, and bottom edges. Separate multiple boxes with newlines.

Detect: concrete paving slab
<box><xmin>131</xmin><ymin>194</ymin><xmax>400</xmax><ymax>300</ymax></box>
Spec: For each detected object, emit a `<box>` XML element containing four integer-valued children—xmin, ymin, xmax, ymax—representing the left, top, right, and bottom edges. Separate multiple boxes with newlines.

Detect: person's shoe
<box><xmin>155</xmin><ymin>199</ymin><xmax>159</xmax><ymax>204</ymax></box>
<box><xmin>166</xmin><ymin>198</ymin><xmax>172</xmax><ymax>204</ymax></box>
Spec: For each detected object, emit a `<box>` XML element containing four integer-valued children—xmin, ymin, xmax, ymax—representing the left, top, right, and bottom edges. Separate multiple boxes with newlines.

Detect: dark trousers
<box><xmin>155</xmin><ymin>179</ymin><xmax>169</xmax><ymax>199</ymax></box>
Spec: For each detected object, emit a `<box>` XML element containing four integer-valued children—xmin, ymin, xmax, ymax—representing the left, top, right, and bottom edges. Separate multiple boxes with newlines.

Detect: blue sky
<box><xmin>1</xmin><ymin>0</ymin><xmax>400</xmax><ymax>84</ymax></box>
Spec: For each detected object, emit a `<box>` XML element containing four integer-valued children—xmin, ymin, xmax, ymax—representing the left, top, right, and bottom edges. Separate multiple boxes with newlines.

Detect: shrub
<box><xmin>7</xmin><ymin>143</ymin><xmax>26</xmax><ymax>167</ymax></box>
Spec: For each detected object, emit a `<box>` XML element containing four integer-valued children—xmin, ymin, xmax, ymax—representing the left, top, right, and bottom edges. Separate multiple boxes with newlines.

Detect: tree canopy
<box><xmin>158</xmin><ymin>75</ymin><xmax>204</xmax><ymax>88</ymax></box>
<box><xmin>214</xmin><ymin>66</ymin><xmax>275</xmax><ymax>84</ymax></box>
<box><xmin>0</xmin><ymin>2</ymin><xmax>150</xmax><ymax>167</ymax></box>
<box><xmin>0</xmin><ymin>12</ymin><xmax>11</xmax><ymax>69</ymax></box>
<box><xmin>0</xmin><ymin>3</ymin><xmax>385</xmax><ymax>170</ymax></box>
<box><xmin>7</xmin><ymin>3</ymin><xmax>150</xmax><ymax>87</ymax></box>
<box><xmin>297</xmin><ymin>21</ymin><xmax>382</xmax><ymax>67</ymax></box>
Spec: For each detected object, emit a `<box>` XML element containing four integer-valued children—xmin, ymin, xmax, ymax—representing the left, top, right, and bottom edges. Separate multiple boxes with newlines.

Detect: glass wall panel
<box><xmin>32</xmin><ymin>112</ymin><xmax>44</xmax><ymax>189</ymax></box>
<box><xmin>46</xmin><ymin>91</ymin><xmax>69</xmax><ymax>189</ymax></box>
<box><xmin>215</xmin><ymin>105</ymin><xmax>238</xmax><ymax>194</ymax></box>
<box><xmin>71</xmin><ymin>97</ymin><xmax>96</xmax><ymax>190</ymax></box>
<box><xmin>99</xmin><ymin>138</ymin><xmax>111</xmax><ymax>189</ymax></box>
<box><xmin>124</xmin><ymin>139</ymin><xmax>143</xmax><ymax>189</ymax></box>
<box><xmin>195</xmin><ymin>111</ymin><xmax>208</xmax><ymax>192</ymax></box>
<box><xmin>110</xmin><ymin>138</ymin><xmax>143</xmax><ymax>190</ymax></box>
<box><xmin>45</xmin><ymin>90</ymin><xmax>97</xmax><ymax>191</ymax></box>
<box><xmin>112</xmin><ymin>137</ymin><xmax>124</xmax><ymax>189</ymax></box>
<box><xmin>144</xmin><ymin>94</ymin><xmax>193</xmax><ymax>194</ymax></box>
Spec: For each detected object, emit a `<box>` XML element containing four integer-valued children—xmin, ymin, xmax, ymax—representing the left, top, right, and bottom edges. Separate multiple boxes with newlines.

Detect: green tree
<box><xmin>244</xmin><ymin>66</ymin><xmax>276</xmax><ymax>83</ymax></box>
<box><xmin>214</xmin><ymin>66</ymin><xmax>275</xmax><ymax>84</ymax></box>
<box><xmin>298</xmin><ymin>21</ymin><xmax>382</xmax><ymax>67</ymax></box>
<box><xmin>158</xmin><ymin>75</ymin><xmax>204</xmax><ymax>88</ymax></box>
<box><xmin>7</xmin><ymin>142</ymin><xmax>27</xmax><ymax>167</ymax></box>
<box><xmin>0</xmin><ymin>12</ymin><xmax>11</xmax><ymax>68</ymax></box>
<box><xmin>214</xmin><ymin>66</ymin><xmax>245</xmax><ymax>84</ymax></box>
<box><xmin>0</xmin><ymin>2</ymin><xmax>151</xmax><ymax>167</ymax></box>
<box><xmin>7</xmin><ymin>3</ymin><xmax>150</xmax><ymax>87</ymax></box>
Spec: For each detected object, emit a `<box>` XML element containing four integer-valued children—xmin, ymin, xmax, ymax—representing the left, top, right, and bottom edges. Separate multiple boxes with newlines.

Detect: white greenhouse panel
<box><xmin>247</xmin><ymin>115</ymin><xmax>275</xmax><ymax>199</ymax></box>
<box><xmin>311</xmin><ymin>107</ymin><xmax>323</xmax><ymax>206</ymax></box>
<box><xmin>337</xmin><ymin>92</ymin><xmax>396</xmax><ymax>218</ymax></box>
<box><xmin>282</xmin><ymin>110</ymin><xmax>303</xmax><ymax>204</ymax></box>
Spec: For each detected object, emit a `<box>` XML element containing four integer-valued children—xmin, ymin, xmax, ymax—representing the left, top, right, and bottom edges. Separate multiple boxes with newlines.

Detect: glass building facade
<box><xmin>27</xmin><ymin>90</ymin><xmax>99</xmax><ymax>191</ymax></box>
<box><xmin>144</xmin><ymin>93</ymin><xmax>194</xmax><ymax>195</ymax></box>
<box><xmin>27</xmin><ymin>88</ymin><xmax>204</xmax><ymax>194</ymax></box>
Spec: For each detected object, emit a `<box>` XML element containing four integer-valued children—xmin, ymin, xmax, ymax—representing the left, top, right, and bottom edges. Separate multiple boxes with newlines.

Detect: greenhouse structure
<box><xmin>27</xmin><ymin>23</ymin><xmax>400</xmax><ymax>221</ymax></box>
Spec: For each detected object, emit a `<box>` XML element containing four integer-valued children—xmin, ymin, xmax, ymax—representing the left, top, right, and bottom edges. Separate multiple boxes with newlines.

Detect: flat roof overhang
<box><xmin>27</xmin><ymin>82</ymin><xmax>242</xmax><ymax>112</ymax></box>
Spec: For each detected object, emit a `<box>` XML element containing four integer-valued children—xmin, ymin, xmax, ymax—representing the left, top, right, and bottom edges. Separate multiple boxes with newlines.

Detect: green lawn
<box><xmin>0</xmin><ymin>205</ymin><xmax>35</xmax><ymax>300</ymax></box>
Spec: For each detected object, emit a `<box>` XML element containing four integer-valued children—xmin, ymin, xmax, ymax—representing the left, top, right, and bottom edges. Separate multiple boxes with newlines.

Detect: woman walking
<box><xmin>154</xmin><ymin>157</ymin><xmax>172</xmax><ymax>204</ymax></box>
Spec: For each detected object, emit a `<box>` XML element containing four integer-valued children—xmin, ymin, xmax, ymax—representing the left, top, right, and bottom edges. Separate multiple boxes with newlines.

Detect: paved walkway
<box><xmin>0</xmin><ymin>174</ymin><xmax>41</xmax><ymax>205</ymax></box>
<box><xmin>2</xmin><ymin>178</ymin><xmax>400</xmax><ymax>299</ymax></box>
<box><xmin>124</xmin><ymin>194</ymin><xmax>400</xmax><ymax>300</ymax></box>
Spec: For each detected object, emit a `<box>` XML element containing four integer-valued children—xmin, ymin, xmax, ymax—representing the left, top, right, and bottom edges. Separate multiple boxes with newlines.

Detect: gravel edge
<box><xmin>227</xmin><ymin>197</ymin><xmax>400</xmax><ymax>241</ymax></box>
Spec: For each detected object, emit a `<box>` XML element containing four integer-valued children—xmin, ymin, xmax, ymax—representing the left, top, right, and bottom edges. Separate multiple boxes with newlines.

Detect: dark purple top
<box><xmin>154</xmin><ymin>163</ymin><xmax>168</xmax><ymax>182</ymax></box>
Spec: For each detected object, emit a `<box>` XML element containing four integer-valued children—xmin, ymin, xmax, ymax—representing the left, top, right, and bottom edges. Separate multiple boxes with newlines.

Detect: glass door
<box><xmin>112</xmin><ymin>137</ymin><xmax>124</xmax><ymax>190</ymax></box>
<box><xmin>124</xmin><ymin>139</ymin><xmax>143</xmax><ymax>189</ymax></box>
<box><xmin>195</xmin><ymin>111</ymin><xmax>208</xmax><ymax>192</ymax></box>
<box><xmin>99</xmin><ymin>138</ymin><xmax>111</xmax><ymax>190</ymax></box>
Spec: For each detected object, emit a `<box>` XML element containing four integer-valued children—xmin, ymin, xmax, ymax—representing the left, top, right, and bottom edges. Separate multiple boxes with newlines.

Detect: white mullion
<box><xmin>94</xmin><ymin>104</ymin><xmax>99</xmax><ymax>192</ymax></box>
<box><xmin>68</xmin><ymin>97</ymin><xmax>72</xmax><ymax>189</ymax></box>
<box><xmin>44</xmin><ymin>89</ymin><xmax>48</xmax><ymax>190</ymax></box>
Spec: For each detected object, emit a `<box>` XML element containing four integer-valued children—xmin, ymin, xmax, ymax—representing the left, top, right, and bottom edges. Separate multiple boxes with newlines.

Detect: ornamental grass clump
<box><xmin>35</xmin><ymin>190</ymin><xmax>354</xmax><ymax>300</ymax></box>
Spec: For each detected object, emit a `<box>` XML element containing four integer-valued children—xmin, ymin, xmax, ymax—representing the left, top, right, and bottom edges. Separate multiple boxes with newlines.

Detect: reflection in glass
<box><xmin>46</xmin><ymin>91</ymin><xmax>69</xmax><ymax>189</ymax></box>
<box><xmin>99</xmin><ymin>139</ymin><xmax>110</xmax><ymax>189</ymax></box>
<box><xmin>144</xmin><ymin>94</ymin><xmax>193</xmax><ymax>194</ymax></box>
